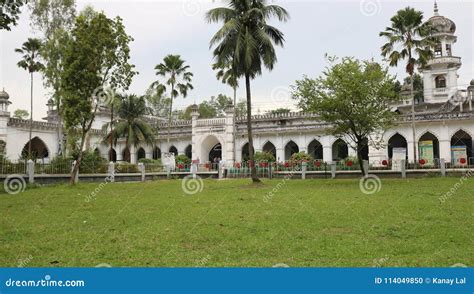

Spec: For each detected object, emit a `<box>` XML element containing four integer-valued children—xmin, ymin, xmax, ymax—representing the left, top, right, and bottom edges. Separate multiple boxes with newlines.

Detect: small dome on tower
<box><xmin>470</xmin><ymin>79</ymin><xmax>474</xmax><ymax>86</ymax></box>
<box><xmin>428</xmin><ymin>2</ymin><xmax>456</xmax><ymax>34</ymax></box>
<box><xmin>0</xmin><ymin>89</ymin><xmax>9</xmax><ymax>100</ymax></box>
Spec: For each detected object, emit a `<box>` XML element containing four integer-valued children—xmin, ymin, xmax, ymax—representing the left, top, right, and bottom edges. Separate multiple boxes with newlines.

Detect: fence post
<box><xmin>218</xmin><ymin>162</ymin><xmax>223</xmax><ymax>179</ymax></box>
<box><xmin>331</xmin><ymin>162</ymin><xmax>336</xmax><ymax>179</ymax></box>
<box><xmin>138</xmin><ymin>163</ymin><xmax>145</xmax><ymax>182</ymax></box>
<box><xmin>108</xmin><ymin>162</ymin><xmax>115</xmax><ymax>183</ymax></box>
<box><xmin>301</xmin><ymin>162</ymin><xmax>307</xmax><ymax>180</ymax></box>
<box><xmin>27</xmin><ymin>160</ymin><xmax>34</xmax><ymax>184</ymax></box>
<box><xmin>191</xmin><ymin>163</ymin><xmax>197</xmax><ymax>179</ymax></box>
<box><xmin>71</xmin><ymin>160</ymin><xmax>79</xmax><ymax>184</ymax></box>
<box><xmin>268</xmin><ymin>163</ymin><xmax>273</xmax><ymax>179</ymax></box>
<box><xmin>440</xmin><ymin>159</ymin><xmax>446</xmax><ymax>177</ymax></box>
<box><xmin>363</xmin><ymin>160</ymin><xmax>369</xmax><ymax>175</ymax></box>
<box><xmin>401</xmin><ymin>159</ymin><xmax>406</xmax><ymax>178</ymax></box>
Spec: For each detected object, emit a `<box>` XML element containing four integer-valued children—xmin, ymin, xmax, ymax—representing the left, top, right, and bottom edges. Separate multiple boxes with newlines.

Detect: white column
<box><xmin>323</xmin><ymin>146</ymin><xmax>332</xmax><ymax>163</ymax></box>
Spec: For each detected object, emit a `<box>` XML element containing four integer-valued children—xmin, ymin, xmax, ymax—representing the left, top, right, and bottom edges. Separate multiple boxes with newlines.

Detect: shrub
<box><xmin>290</xmin><ymin>152</ymin><xmax>313</xmax><ymax>163</ymax></box>
<box><xmin>80</xmin><ymin>151</ymin><xmax>108</xmax><ymax>173</ymax></box>
<box><xmin>254</xmin><ymin>151</ymin><xmax>276</xmax><ymax>162</ymax></box>
<box><xmin>116</xmin><ymin>162</ymin><xmax>140</xmax><ymax>173</ymax></box>
<box><xmin>175</xmin><ymin>154</ymin><xmax>191</xmax><ymax>165</ymax></box>
<box><xmin>138</xmin><ymin>158</ymin><xmax>162</xmax><ymax>164</ymax></box>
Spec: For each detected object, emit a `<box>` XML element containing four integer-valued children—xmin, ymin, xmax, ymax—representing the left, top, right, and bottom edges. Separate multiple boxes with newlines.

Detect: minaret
<box><xmin>421</xmin><ymin>2</ymin><xmax>461</xmax><ymax>103</ymax></box>
<box><xmin>0</xmin><ymin>88</ymin><xmax>11</xmax><ymax>154</ymax></box>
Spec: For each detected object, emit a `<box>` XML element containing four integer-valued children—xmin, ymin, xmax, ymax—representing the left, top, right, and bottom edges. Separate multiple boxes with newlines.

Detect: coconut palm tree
<box><xmin>206</xmin><ymin>0</ymin><xmax>289</xmax><ymax>182</ymax></box>
<box><xmin>151</xmin><ymin>54</ymin><xmax>193</xmax><ymax>144</ymax></box>
<box><xmin>103</xmin><ymin>94</ymin><xmax>154</xmax><ymax>160</ymax></box>
<box><xmin>15</xmin><ymin>38</ymin><xmax>44</xmax><ymax>159</ymax></box>
<box><xmin>380</xmin><ymin>7</ymin><xmax>436</xmax><ymax>164</ymax></box>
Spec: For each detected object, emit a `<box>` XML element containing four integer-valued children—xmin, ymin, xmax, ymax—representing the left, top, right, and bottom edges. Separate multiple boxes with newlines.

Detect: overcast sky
<box><xmin>0</xmin><ymin>0</ymin><xmax>473</xmax><ymax>119</ymax></box>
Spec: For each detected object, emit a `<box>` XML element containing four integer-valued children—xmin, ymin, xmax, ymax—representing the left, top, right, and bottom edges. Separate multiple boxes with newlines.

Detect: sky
<box><xmin>0</xmin><ymin>0</ymin><xmax>473</xmax><ymax>120</ymax></box>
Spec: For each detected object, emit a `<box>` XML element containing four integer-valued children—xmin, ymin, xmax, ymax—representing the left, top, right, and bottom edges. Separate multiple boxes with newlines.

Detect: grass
<box><xmin>0</xmin><ymin>177</ymin><xmax>472</xmax><ymax>267</ymax></box>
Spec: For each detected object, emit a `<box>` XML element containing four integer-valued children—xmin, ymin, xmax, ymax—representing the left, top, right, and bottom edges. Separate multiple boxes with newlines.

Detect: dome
<box><xmin>428</xmin><ymin>3</ymin><xmax>456</xmax><ymax>34</ymax></box>
<box><xmin>0</xmin><ymin>89</ymin><xmax>9</xmax><ymax>100</ymax></box>
<box><xmin>470</xmin><ymin>79</ymin><xmax>474</xmax><ymax>86</ymax></box>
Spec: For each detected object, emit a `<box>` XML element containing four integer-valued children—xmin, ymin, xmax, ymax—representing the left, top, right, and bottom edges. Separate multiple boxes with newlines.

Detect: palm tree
<box><xmin>206</xmin><ymin>0</ymin><xmax>289</xmax><ymax>183</ymax></box>
<box><xmin>104</xmin><ymin>94</ymin><xmax>154</xmax><ymax>159</ymax></box>
<box><xmin>15</xmin><ymin>38</ymin><xmax>44</xmax><ymax>159</ymax></box>
<box><xmin>380</xmin><ymin>7</ymin><xmax>436</xmax><ymax>164</ymax></box>
<box><xmin>151</xmin><ymin>54</ymin><xmax>193</xmax><ymax>145</ymax></box>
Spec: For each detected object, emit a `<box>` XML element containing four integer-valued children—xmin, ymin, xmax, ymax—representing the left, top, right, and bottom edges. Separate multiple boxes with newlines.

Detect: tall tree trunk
<box><xmin>70</xmin><ymin>130</ymin><xmax>87</xmax><ymax>184</ymax></box>
<box><xmin>245</xmin><ymin>74</ymin><xmax>260</xmax><ymax>183</ymax></box>
<box><xmin>167</xmin><ymin>84</ymin><xmax>174</xmax><ymax>146</ymax></box>
<box><xmin>28</xmin><ymin>72</ymin><xmax>33</xmax><ymax>159</ymax></box>
<box><xmin>410</xmin><ymin>73</ymin><xmax>417</xmax><ymax>167</ymax></box>
<box><xmin>357</xmin><ymin>141</ymin><xmax>366</xmax><ymax>176</ymax></box>
<box><xmin>109</xmin><ymin>103</ymin><xmax>114</xmax><ymax>161</ymax></box>
<box><xmin>233</xmin><ymin>86</ymin><xmax>237</xmax><ymax>162</ymax></box>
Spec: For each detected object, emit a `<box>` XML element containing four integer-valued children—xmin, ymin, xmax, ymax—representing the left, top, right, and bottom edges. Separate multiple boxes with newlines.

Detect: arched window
<box><xmin>108</xmin><ymin>148</ymin><xmax>117</xmax><ymax>162</ymax></box>
<box><xmin>419</xmin><ymin>132</ymin><xmax>440</xmax><ymax>162</ymax></box>
<box><xmin>262</xmin><ymin>141</ymin><xmax>276</xmax><ymax>159</ymax></box>
<box><xmin>332</xmin><ymin>139</ymin><xmax>348</xmax><ymax>161</ymax></box>
<box><xmin>451</xmin><ymin>130</ymin><xmax>473</xmax><ymax>163</ymax></box>
<box><xmin>21</xmin><ymin>137</ymin><xmax>49</xmax><ymax>159</ymax></box>
<box><xmin>284</xmin><ymin>141</ymin><xmax>299</xmax><ymax>160</ymax></box>
<box><xmin>308</xmin><ymin>139</ymin><xmax>323</xmax><ymax>160</ymax></box>
<box><xmin>152</xmin><ymin>147</ymin><xmax>161</xmax><ymax>160</ymax></box>
<box><xmin>122</xmin><ymin>147</ymin><xmax>131</xmax><ymax>163</ymax></box>
<box><xmin>169</xmin><ymin>146</ymin><xmax>178</xmax><ymax>155</ymax></box>
<box><xmin>434</xmin><ymin>43</ymin><xmax>442</xmax><ymax>57</ymax></box>
<box><xmin>185</xmin><ymin>145</ymin><xmax>192</xmax><ymax>159</ymax></box>
<box><xmin>241</xmin><ymin>143</ymin><xmax>253</xmax><ymax>162</ymax></box>
<box><xmin>388</xmin><ymin>133</ymin><xmax>408</xmax><ymax>159</ymax></box>
<box><xmin>435</xmin><ymin>75</ymin><xmax>446</xmax><ymax>88</ymax></box>
<box><xmin>137</xmin><ymin>147</ymin><xmax>146</xmax><ymax>161</ymax></box>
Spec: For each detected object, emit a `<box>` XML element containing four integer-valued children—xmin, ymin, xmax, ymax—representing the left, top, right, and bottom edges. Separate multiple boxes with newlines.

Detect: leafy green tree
<box><xmin>29</xmin><ymin>0</ymin><xmax>76</xmax><ymax>155</ymax></box>
<box><xmin>380</xmin><ymin>7</ymin><xmax>436</xmax><ymax>163</ymax></box>
<box><xmin>293</xmin><ymin>57</ymin><xmax>399</xmax><ymax>175</ymax></box>
<box><xmin>104</xmin><ymin>94</ymin><xmax>154</xmax><ymax>153</ymax></box>
<box><xmin>235</xmin><ymin>99</ymin><xmax>247</xmax><ymax>117</ymax></box>
<box><xmin>213</xmin><ymin>61</ymin><xmax>238</xmax><ymax>107</ymax></box>
<box><xmin>0</xmin><ymin>0</ymin><xmax>26</xmax><ymax>30</ymax></box>
<box><xmin>61</xmin><ymin>10</ymin><xmax>137</xmax><ymax>183</ymax></box>
<box><xmin>15</xmin><ymin>38</ymin><xmax>44</xmax><ymax>159</ymax></box>
<box><xmin>13</xmin><ymin>109</ymin><xmax>29</xmax><ymax>120</ymax></box>
<box><xmin>151</xmin><ymin>54</ymin><xmax>193</xmax><ymax>144</ymax></box>
<box><xmin>207</xmin><ymin>0</ymin><xmax>289</xmax><ymax>182</ymax></box>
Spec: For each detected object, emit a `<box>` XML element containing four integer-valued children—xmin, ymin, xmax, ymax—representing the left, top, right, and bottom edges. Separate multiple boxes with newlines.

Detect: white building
<box><xmin>1</xmin><ymin>5</ymin><xmax>473</xmax><ymax>168</ymax></box>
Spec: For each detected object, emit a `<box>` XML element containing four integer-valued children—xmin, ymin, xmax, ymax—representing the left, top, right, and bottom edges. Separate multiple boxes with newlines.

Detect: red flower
<box><xmin>259</xmin><ymin>162</ymin><xmax>268</xmax><ymax>168</ymax></box>
<box><xmin>177</xmin><ymin>163</ymin><xmax>184</xmax><ymax>169</ymax></box>
<box><xmin>346</xmin><ymin>161</ymin><xmax>353</xmax><ymax>167</ymax></box>
<box><xmin>419</xmin><ymin>159</ymin><xmax>426</xmax><ymax>165</ymax></box>
<box><xmin>460</xmin><ymin>158</ymin><xmax>467</xmax><ymax>164</ymax></box>
<box><xmin>382</xmin><ymin>160</ymin><xmax>388</xmax><ymax>166</ymax></box>
<box><xmin>204</xmin><ymin>163</ymin><xmax>210</xmax><ymax>169</ymax></box>
<box><xmin>235</xmin><ymin>163</ymin><xmax>241</xmax><ymax>168</ymax></box>
<box><xmin>284</xmin><ymin>162</ymin><xmax>290</xmax><ymax>168</ymax></box>
<box><xmin>315</xmin><ymin>161</ymin><xmax>321</xmax><ymax>167</ymax></box>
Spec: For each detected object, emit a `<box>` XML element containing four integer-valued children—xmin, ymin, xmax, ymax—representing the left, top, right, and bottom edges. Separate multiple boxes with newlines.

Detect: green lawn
<box><xmin>1</xmin><ymin>178</ymin><xmax>472</xmax><ymax>267</ymax></box>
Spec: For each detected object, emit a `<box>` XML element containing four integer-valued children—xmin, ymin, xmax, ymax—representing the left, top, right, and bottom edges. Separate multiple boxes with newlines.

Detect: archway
<box><xmin>169</xmin><ymin>146</ymin><xmax>178</xmax><ymax>155</ymax></box>
<box><xmin>185</xmin><ymin>144</ymin><xmax>192</xmax><ymax>159</ymax></box>
<box><xmin>451</xmin><ymin>130</ymin><xmax>473</xmax><ymax>164</ymax></box>
<box><xmin>122</xmin><ymin>147</ymin><xmax>131</xmax><ymax>163</ymax></box>
<box><xmin>209</xmin><ymin>143</ymin><xmax>222</xmax><ymax>163</ymax></box>
<box><xmin>200</xmin><ymin>135</ymin><xmax>223</xmax><ymax>163</ymax></box>
<box><xmin>418</xmin><ymin>132</ymin><xmax>439</xmax><ymax>161</ymax></box>
<box><xmin>262</xmin><ymin>141</ymin><xmax>276</xmax><ymax>159</ymax></box>
<box><xmin>284</xmin><ymin>141</ymin><xmax>299</xmax><ymax>160</ymax></box>
<box><xmin>21</xmin><ymin>137</ymin><xmax>49</xmax><ymax>159</ymax></box>
<box><xmin>388</xmin><ymin>133</ymin><xmax>408</xmax><ymax>160</ymax></box>
<box><xmin>137</xmin><ymin>147</ymin><xmax>146</xmax><ymax>161</ymax></box>
<box><xmin>332</xmin><ymin>139</ymin><xmax>348</xmax><ymax>161</ymax></box>
<box><xmin>152</xmin><ymin>146</ymin><xmax>161</xmax><ymax>160</ymax></box>
<box><xmin>0</xmin><ymin>140</ymin><xmax>6</xmax><ymax>155</ymax></box>
<box><xmin>308</xmin><ymin>139</ymin><xmax>323</xmax><ymax>160</ymax></box>
<box><xmin>108</xmin><ymin>148</ymin><xmax>117</xmax><ymax>162</ymax></box>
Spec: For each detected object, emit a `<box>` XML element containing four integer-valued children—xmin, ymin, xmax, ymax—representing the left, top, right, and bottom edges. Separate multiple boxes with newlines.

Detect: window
<box><xmin>435</xmin><ymin>75</ymin><xmax>446</xmax><ymax>88</ymax></box>
<box><xmin>446</xmin><ymin>44</ymin><xmax>452</xmax><ymax>56</ymax></box>
<box><xmin>434</xmin><ymin>43</ymin><xmax>442</xmax><ymax>57</ymax></box>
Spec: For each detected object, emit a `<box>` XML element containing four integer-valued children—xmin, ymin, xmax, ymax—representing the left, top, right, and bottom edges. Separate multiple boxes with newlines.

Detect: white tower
<box><xmin>0</xmin><ymin>89</ymin><xmax>11</xmax><ymax>154</ymax></box>
<box><xmin>421</xmin><ymin>2</ymin><xmax>461</xmax><ymax>103</ymax></box>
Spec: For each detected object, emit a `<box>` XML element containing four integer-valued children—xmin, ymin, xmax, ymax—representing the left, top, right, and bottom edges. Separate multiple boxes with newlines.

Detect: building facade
<box><xmin>1</xmin><ymin>5</ymin><xmax>473</xmax><ymax>167</ymax></box>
